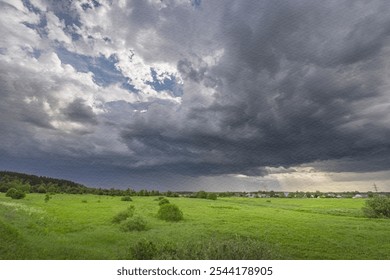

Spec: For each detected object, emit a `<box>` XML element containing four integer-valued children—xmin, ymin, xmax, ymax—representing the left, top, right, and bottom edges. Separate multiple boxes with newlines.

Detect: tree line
<box><xmin>0</xmin><ymin>171</ymin><xmax>175</xmax><ymax>197</ymax></box>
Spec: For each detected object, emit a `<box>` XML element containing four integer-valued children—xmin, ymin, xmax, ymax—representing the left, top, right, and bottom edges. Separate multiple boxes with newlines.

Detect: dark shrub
<box><xmin>131</xmin><ymin>239</ymin><xmax>157</xmax><ymax>259</ymax></box>
<box><xmin>5</xmin><ymin>188</ymin><xmax>17</xmax><ymax>197</ymax></box>
<box><xmin>37</xmin><ymin>186</ymin><xmax>47</xmax><ymax>193</ymax></box>
<box><xmin>207</xmin><ymin>193</ymin><xmax>217</xmax><ymax>200</ymax></box>
<box><xmin>120</xmin><ymin>216</ymin><xmax>148</xmax><ymax>232</ymax></box>
<box><xmin>0</xmin><ymin>184</ymin><xmax>8</xmax><ymax>193</ymax></box>
<box><xmin>112</xmin><ymin>206</ymin><xmax>135</xmax><ymax>223</ymax></box>
<box><xmin>47</xmin><ymin>186</ymin><xmax>58</xmax><ymax>194</ymax></box>
<box><xmin>158</xmin><ymin>198</ymin><xmax>170</xmax><ymax>206</ymax></box>
<box><xmin>196</xmin><ymin>191</ymin><xmax>208</xmax><ymax>199</ymax></box>
<box><xmin>121</xmin><ymin>196</ymin><xmax>132</xmax><ymax>201</ymax></box>
<box><xmin>6</xmin><ymin>188</ymin><xmax>25</xmax><ymax>199</ymax></box>
<box><xmin>363</xmin><ymin>196</ymin><xmax>390</xmax><ymax>218</ymax></box>
<box><xmin>157</xmin><ymin>204</ymin><xmax>183</xmax><ymax>222</ymax></box>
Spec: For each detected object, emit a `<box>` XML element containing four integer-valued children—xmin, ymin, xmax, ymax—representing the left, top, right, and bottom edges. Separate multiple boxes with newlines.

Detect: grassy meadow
<box><xmin>0</xmin><ymin>193</ymin><xmax>389</xmax><ymax>260</ymax></box>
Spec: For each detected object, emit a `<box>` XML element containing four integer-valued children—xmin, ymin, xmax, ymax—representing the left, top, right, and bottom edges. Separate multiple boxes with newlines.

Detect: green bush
<box><xmin>157</xmin><ymin>204</ymin><xmax>183</xmax><ymax>222</ymax></box>
<box><xmin>5</xmin><ymin>188</ymin><xmax>25</xmax><ymax>199</ymax></box>
<box><xmin>112</xmin><ymin>206</ymin><xmax>135</xmax><ymax>223</ymax></box>
<box><xmin>0</xmin><ymin>184</ymin><xmax>9</xmax><ymax>193</ymax></box>
<box><xmin>37</xmin><ymin>186</ymin><xmax>47</xmax><ymax>193</ymax></box>
<box><xmin>121</xmin><ymin>196</ymin><xmax>132</xmax><ymax>201</ymax></box>
<box><xmin>131</xmin><ymin>239</ymin><xmax>157</xmax><ymax>259</ymax></box>
<box><xmin>363</xmin><ymin>196</ymin><xmax>390</xmax><ymax>218</ymax></box>
<box><xmin>158</xmin><ymin>198</ymin><xmax>170</xmax><ymax>205</ymax></box>
<box><xmin>120</xmin><ymin>216</ymin><xmax>148</xmax><ymax>232</ymax></box>
<box><xmin>207</xmin><ymin>193</ymin><xmax>217</xmax><ymax>200</ymax></box>
<box><xmin>196</xmin><ymin>191</ymin><xmax>208</xmax><ymax>199</ymax></box>
<box><xmin>5</xmin><ymin>188</ymin><xmax>17</xmax><ymax>197</ymax></box>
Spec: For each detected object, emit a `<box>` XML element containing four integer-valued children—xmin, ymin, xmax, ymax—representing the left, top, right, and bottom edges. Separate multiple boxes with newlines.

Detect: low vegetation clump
<box><xmin>130</xmin><ymin>239</ymin><xmax>157</xmax><ymax>259</ymax></box>
<box><xmin>37</xmin><ymin>186</ymin><xmax>47</xmax><ymax>193</ymax></box>
<box><xmin>363</xmin><ymin>196</ymin><xmax>390</xmax><ymax>218</ymax></box>
<box><xmin>165</xmin><ymin>191</ymin><xmax>179</xmax><ymax>197</ymax></box>
<box><xmin>158</xmin><ymin>198</ymin><xmax>170</xmax><ymax>206</ymax></box>
<box><xmin>121</xmin><ymin>196</ymin><xmax>132</xmax><ymax>201</ymax></box>
<box><xmin>112</xmin><ymin>206</ymin><xmax>135</xmax><ymax>223</ymax></box>
<box><xmin>207</xmin><ymin>193</ymin><xmax>217</xmax><ymax>200</ymax></box>
<box><xmin>5</xmin><ymin>188</ymin><xmax>26</xmax><ymax>199</ymax></box>
<box><xmin>157</xmin><ymin>204</ymin><xmax>183</xmax><ymax>222</ymax></box>
<box><xmin>129</xmin><ymin>236</ymin><xmax>276</xmax><ymax>260</ymax></box>
<box><xmin>191</xmin><ymin>190</ymin><xmax>218</xmax><ymax>200</ymax></box>
<box><xmin>120</xmin><ymin>216</ymin><xmax>148</xmax><ymax>232</ymax></box>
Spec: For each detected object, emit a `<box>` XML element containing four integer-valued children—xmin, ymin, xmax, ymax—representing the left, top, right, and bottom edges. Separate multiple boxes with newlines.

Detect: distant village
<box><xmin>224</xmin><ymin>191</ymin><xmax>374</xmax><ymax>199</ymax></box>
<box><xmin>177</xmin><ymin>190</ymin><xmax>389</xmax><ymax>199</ymax></box>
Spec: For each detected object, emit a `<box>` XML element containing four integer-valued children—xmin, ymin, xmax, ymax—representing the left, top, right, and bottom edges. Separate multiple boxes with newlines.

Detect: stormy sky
<box><xmin>1</xmin><ymin>0</ymin><xmax>390</xmax><ymax>191</ymax></box>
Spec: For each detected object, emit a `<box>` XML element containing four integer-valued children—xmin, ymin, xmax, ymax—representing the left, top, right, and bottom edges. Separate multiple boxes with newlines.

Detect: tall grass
<box><xmin>129</xmin><ymin>236</ymin><xmax>278</xmax><ymax>260</ymax></box>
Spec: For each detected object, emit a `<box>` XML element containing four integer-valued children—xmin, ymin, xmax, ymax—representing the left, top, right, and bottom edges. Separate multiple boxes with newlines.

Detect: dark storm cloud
<box><xmin>0</xmin><ymin>61</ymin><xmax>53</xmax><ymax>131</ymax></box>
<box><xmin>63</xmin><ymin>98</ymin><xmax>98</xmax><ymax>125</ymax></box>
<box><xmin>118</xmin><ymin>0</ymin><xmax>390</xmax><ymax>176</ymax></box>
<box><xmin>1</xmin><ymin>0</ymin><xmax>390</xmax><ymax>189</ymax></box>
<box><xmin>177</xmin><ymin>59</ymin><xmax>207</xmax><ymax>83</ymax></box>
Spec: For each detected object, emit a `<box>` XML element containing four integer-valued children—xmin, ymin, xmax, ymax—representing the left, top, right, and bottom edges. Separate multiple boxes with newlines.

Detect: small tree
<box><xmin>196</xmin><ymin>191</ymin><xmax>208</xmax><ymax>199</ymax></box>
<box><xmin>37</xmin><ymin>185</ymin><xmax>47</xmax><ymax>193</ymax></box>
<box><xmin>363</xmin><ymin>196</ymin><xmax>390</xmax><ymax>218</ymax></box>
<box><xmin>47</xmin><ymin>185</ymin><xmax>59</xmax><ymax>194</ymax></box>
<box><xmin>6</xmin><ymin>188</ymin><xmax>25</xmax><ymax>199</ymax></box>
<box><xmin>0</xmin><ymin>184</ymin><xmax>8</xmax><ymax>193</ymax></box>
<box><xmin>207</xmin><ymin>193</ymin><xmax>217</xmax><ymax>200</ymax></box>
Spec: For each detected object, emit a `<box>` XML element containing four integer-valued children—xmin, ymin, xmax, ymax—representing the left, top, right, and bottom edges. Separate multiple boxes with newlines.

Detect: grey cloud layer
<box><xmin>1</xmin><ymin>0</ymin><xmax>390</xmax><ymax>186</ymax></box>
<box><xmin>120</xmin><ymin>0</ymin><xmax>390</xmax><ymax>175</ymax></box>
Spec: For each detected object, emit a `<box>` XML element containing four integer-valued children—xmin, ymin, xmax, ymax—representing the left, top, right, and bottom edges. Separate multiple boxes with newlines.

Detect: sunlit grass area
<box><xmin>1</xmin><ymin>193</ymin><xmax>389</xmax><ymax>259</ymax></box>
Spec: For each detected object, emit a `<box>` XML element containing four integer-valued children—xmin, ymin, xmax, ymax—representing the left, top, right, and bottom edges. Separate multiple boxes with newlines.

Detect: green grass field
<box><xmin>0</xmin><ymin>193</ymin><xmax>389</xmax><ymax>260</ymax></box>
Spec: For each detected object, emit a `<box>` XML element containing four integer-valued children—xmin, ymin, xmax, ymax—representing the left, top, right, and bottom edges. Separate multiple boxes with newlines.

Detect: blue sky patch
<box><xmin>147</xmin><ymin>68</ymin><xmax>182</xmax><ymax>97</ymax></box>
<box><xmin>22</xmin><ymin>0</ymin><xmax>41</xmax><ymax>14</ymax></box>
<box><xmin>21</xmin><ymin>14</ymin><xmax>48</xmax><ymax>38</ymax></box>
<box><xmin>191</xmin><ymin>0</ymin><xmax>202</xmax><ymax>7</ymax></box>
<box><xmin>121</xmin><ymin>78</ymin><xmax>140</xmax><ymax>93</ymax></box>
<box><xmin>81</xmin><ymin>0</ymin><xmax>102</xmax><ymax>11</ymax></box>
<box><xmin>55</xmin><ymin>47</ymin><xmax>136</xmax><ymax>89</ymax></box>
